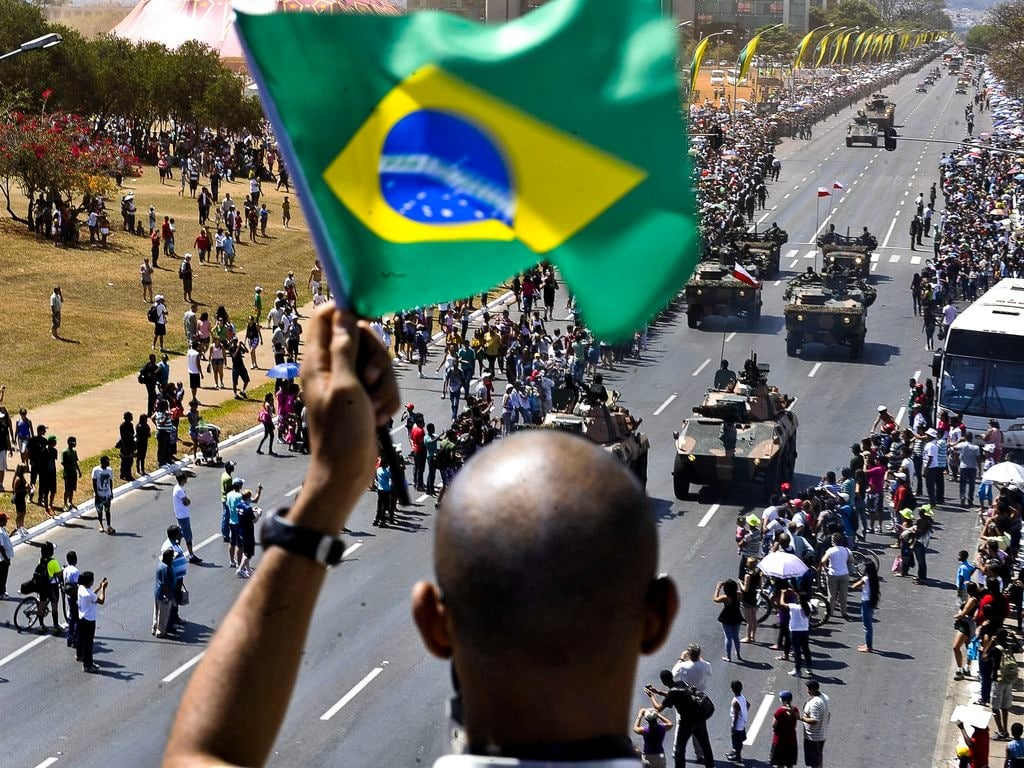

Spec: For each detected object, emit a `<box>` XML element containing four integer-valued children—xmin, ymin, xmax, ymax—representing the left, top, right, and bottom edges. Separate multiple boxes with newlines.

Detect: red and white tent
<box><xmin>112</xmin><ymin>0</ymin><xmax>402</xmax><ymax>65</ymax></box>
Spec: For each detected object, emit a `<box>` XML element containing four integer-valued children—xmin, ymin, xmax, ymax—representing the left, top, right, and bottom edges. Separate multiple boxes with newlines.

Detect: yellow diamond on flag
<box><xmin>322</xmin><ymin>64</ymin><xmax>647</xmax><ymax>254</ymax></box>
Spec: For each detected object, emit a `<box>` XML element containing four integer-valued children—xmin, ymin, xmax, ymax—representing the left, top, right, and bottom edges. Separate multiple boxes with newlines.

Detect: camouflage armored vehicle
<box><xmin>672</xmin><ymin>353</ymin><xmax>798</xmax><ymax>500</ymax></box>
<box><xmin>815</xmin><ymin>231</ymin><xmax>876</xmax><ymax>278</ymax></box>
<box><xmin>846</xmin><ymin>94</ymin><xmax>895</xmax><ymax>147</ymax></box>
<box><xmin>783</xmin><ymin>268</ymin><xmax>877</xmax><ymax>358</ymax></box>
<box><xmin>729</xmin><ymin>226</ymin><xmax>789</xmax><ymax>277</ymax></box>
<box><xmin>543</xmin><ymin>404</ymin><xmax>651</xmax><ymax>487</ymax></box>
<box><xmin>684</xmin><ymin>255</ymin><xmax>762</xmax><ymax>329</ymax></box>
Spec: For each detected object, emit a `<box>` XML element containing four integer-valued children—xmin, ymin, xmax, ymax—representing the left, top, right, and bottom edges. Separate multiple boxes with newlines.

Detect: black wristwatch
<box><xmin>260</xmin><ymin>509</ymin><xmax>346</xmax><ymax>567</ymax></box>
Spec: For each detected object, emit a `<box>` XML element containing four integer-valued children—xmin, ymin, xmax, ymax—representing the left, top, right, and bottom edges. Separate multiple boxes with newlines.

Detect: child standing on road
<box><xmin>726</xmin><ymin>679</ymin><xmax>748</xmax><ymax>763</ymax></box>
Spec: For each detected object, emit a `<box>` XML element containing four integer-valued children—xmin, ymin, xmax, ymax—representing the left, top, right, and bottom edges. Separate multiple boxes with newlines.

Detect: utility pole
<box><xmin>485</xmin><ymin>0</ymin><xmax>521</xmax><ymax>22</ymax></box>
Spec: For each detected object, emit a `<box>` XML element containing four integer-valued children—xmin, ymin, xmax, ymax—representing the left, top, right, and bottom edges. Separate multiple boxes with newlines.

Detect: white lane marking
<box><xmin>757</xmin><ymin>212</ymin><xmax>771</xmax><ymax>224</ymax></box>
<box><xmin>889</xmin><ymin>254</ymin><xmax>901</xmax><ymax>264</ymax></box>
<box><xmin>320</xmin><ymin>665</ymin><xmax>386</xmax><ymax>721</ymax></box>
<box><xmin>0</xmin><ymin>634</ymin><xmax>50</xmax><ymax>668</ymax></box>
<box><xmin>698</xmin><ymin>504</ymin><xmax>720</xmax><ymax>528</ymax></box>
<box><xmin>692</xmin><ymin>358</ymin><xmax>711</xmax><ymax>377</ymax></box>
<box><xmin>32</xmin><ymin>759</ymin><xmax>59</xmax><ymax>768</ymax></box>
<box><xmin>744</xmin><ymin>694</ymin><xmax>775</xmax><ymax>746</ymax></box>
<box><xmin>896</xmin><ymin>406</ymin><xmax>907</xmax><ymax>425</ymax></box>
<box><xmin>808</xmin><ymin>362</ymin><xmax>822</xmax><ymax>378</ymax></box>
<box><xmin>801</xmin><ymin>177</ymin><xmax>808</xmax><ymax>182</ymax></box>
<box><xmin>343</xmin><ymin>542</ymin><xmax>362</xmax><ymax>558</ymax></box>
<box><xmin>913</xmin><ymin>370</ymin><xmax>921</xmax><ymax>381</ymax></box>
<box><xmin>194</xmin><ymin>532</ymin><xmax>221</xmax><ymax>552</ymax></box>
<box><xmin>772</xmin><ymin>205</ymin><xmax>778</xmax><ymax>211</ymax></box>
<box><xmin>415</xmin><ymin>493</ymin><xmax>428</xmax><ymax>503</ymax></box>
<box><xmin>910</xmin><ymin>256</ymin><xmax>922</xmax><ymax>265</ymax></box>
<box><xmin>793</xmin><ymin>185</ymin><xmax>800</xmax><ymax>190</ymax></box>
<box><xmin>783</xmin><ymin>249</ymin><xmax>799</xmax><ymax>262</ymax></box>
<box><xmin>813</xmin><ymin>215</ymin><xmax>832</xmax><ymax>239</ymax></box>
<box><xmin>789</xmin><ymin>259</ymin><xmax>798</xmax><ymax>269</ymax></box>
<box><xmin>285</xmin><ymin>485</ymin><xmax>302</xmax><ymax>498</ymax></box>
<box><xmin>162</xmin><ymin>651</ymin><xmax>206</xmax><ymax>683</ymax></box>
<box><xmin>726</xmin><ymin>332</ymin><xmax>736</xmax><ymax>342</ymax></box>
<box><xmin>783</xmin><ymin>193</ymin><xmax>791</xmax><ymax>199</ymax></box>
<box><xmin>803</xmin><ymin>250</ymin><xmax>815</xmax><ymax>260</ymax></box>
<box><xmin>389</xmin><ymin>425</ymin><xmax>404</xmax><ymax>436</ymax></box>
<box><xmin>871</xmin><ymin>263</ymin><xmax>878</xmax><ymax>273</ymax></box>
<box><xmin>870</xmin><ymin>254</ymin><xmax>880</xmax><ymax>263</ymax></box>
<box><xmin>859</xmin><ymin>172</ymin><xmax>865</xmax><ymax>178</ymax></box>
<box><xmin>773</xmin><ymin>280</ymin><xmax>782</xmax><ymax>287</ymax></box>
<box><xmin>882</xmin><ymin>216</ymin><xmax>898</xmax><ymax>248</ymax></box>
<box><xmin>653</xmin><ymin>394</ymin><xmax>678</xmax><ymax>416</ymax></box>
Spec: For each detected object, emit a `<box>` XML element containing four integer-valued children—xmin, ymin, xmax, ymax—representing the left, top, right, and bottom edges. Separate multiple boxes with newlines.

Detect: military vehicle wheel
<box><xmin>632</xmin><ymin>452</ymin><xmax>649</xmax><ymax>489</ymax></box>
<box><xmin>786</xmin><ymin>333</ymin><xmax>799</xmax><ymax>357</ymax></box>
<box><xmin>672</xmin><ymin>454</ymin><xmax>690</xmax><ymax>500</ymax></box>
<box><xmin>845</xmin><ymin>137</ymin><xmax>853</xmax><ymax>147</ymax></box>
<box><xmin>763</xmin><ymin>460</ymin><xmax>780</xmax><ymax>500</ymax></box>
<box><xmin>686</xmin><ymin>309</ymin><xmax>699</xmax><ymax>329</ymax></box>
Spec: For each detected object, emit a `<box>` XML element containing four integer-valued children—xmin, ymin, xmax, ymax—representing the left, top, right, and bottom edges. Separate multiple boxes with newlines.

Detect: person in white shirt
<box><xmin>172</xmin><ymin>473</ymin><xmax>202</xmax><ymax>564</ymax></box>
<box><xmin>76</xmin><ymin>571</ymin><xmax>108</xmax><ymax>672</ymax></box>
<box><xmin>50</xmin><ymin>286</ymin><xmax>63</xmax><ymax>340</ymax></box>
<box><xmin>819</xmin><ymin>534</ymin><xmax>851</xmax><ymax>620</ymax></box>
<box><xmin>185</xmin><ymin>343</ymin><xmax>204</xmax><ymax>402</ymax></box>
<box><xmin>671</xmin><ymin>642</ymin><xmax>712</xmax><ymax>691</ymax></box>
<box><xmin>726</xmin><ymin>679</ymin><xmax>749</xmax><ymax>762</ymax></box>
<box><xmin>62</xmin><ymin>550</ymin><xmax>81</xmax><ymax>648</ymax></box>
<box><xmin>0</xmin><ymin>513</ymin><xmax>13</xmax><ymax>598</ymax></box>
<box><xmin>152</xmin><ymin>295</ymin><xmax>168</xmax><ymax>351</ymax></box>
<box><xmin>91</xmin><ymin>455</ymin><xmax>114</xmax><ymax>533</ymax></box>
<box><xmin>941</xmin><ymin>302</ymin><xmax>958</xmax><ymax>339</ymax></box>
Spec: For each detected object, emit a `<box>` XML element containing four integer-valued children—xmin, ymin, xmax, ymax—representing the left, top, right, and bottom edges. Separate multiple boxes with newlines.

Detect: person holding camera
<box><xmin>76</xmin><ymin>571</ymin><xmax>108</xmax><ymax>672</ymax></box>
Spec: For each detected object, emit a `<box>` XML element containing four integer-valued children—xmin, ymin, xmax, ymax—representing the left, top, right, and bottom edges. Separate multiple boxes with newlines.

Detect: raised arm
<box><xmin>162</xmin><ymin>307</ymin><xmax>399</xmax><ymax>768</ymax></box>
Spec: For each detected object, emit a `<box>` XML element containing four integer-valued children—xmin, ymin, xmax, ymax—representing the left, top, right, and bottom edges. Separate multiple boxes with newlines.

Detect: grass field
<box><xmin>1</xmin><ymin>170</ymin><xmax>317</xmax><ymax>411</ymax></box>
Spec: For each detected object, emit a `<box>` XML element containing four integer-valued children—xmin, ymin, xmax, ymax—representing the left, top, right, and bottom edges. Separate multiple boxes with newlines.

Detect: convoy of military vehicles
<box><xmin>846</xmin><ymin>92</ymin><xmax>896</xmax><ymax>147</ymax></box>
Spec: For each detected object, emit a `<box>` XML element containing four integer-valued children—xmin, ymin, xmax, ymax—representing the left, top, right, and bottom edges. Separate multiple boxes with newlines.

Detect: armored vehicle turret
<box><xmin>672</xmin><ymin>353</ymin><xmax>798</xmax><ymax>500</ymax></box>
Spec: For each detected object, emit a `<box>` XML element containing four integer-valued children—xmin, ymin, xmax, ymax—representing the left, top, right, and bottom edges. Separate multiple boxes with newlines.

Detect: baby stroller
<box><xmin>194</xmin><ymin>423</ymin><xmax>222</xmax><ymax>466</ymax></box>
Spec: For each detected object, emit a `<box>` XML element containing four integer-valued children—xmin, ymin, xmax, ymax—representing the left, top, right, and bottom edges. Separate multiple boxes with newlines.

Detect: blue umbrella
<box><xmin>266</xmin><ymin>362</ymin><xmax>300</xmax><ymax>380</ymax></box>
<box><xmin>1015</xmin><ymin>174</ymin><xmax>1024</xmax><ymax>181</ymax></box>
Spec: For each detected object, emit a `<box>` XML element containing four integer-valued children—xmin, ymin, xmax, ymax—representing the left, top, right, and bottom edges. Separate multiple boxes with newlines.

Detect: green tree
<box><xmin>826</xmin><ymin>0</ymin><xmax>883</xmax><ymax>31</ymax></box>
<box><xmin>986</xmin><ymin>0</ymin><xmax>1024</xmax><ymax>92</ymax></box>
<box><xmin>965</xmin><ymin>23</ymin><xmax>998</xmax><ymax>52</ymax></box>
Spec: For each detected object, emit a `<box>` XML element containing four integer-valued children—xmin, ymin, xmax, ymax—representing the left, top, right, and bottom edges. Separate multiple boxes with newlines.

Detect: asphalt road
<box><xmin>0</xmin><ymin>59</ymin><xmax>981</xmax><ymax>768</ymax></box>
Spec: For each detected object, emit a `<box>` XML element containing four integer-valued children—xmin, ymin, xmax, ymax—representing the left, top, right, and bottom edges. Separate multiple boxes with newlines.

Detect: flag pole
<box><xmin>815</xmin><ymin>195</ymin><xmax>821</xmax><ymax>272</ymax></box>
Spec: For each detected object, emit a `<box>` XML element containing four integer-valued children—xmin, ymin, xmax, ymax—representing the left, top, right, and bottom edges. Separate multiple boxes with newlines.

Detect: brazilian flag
<box><xmin>236</xmin><ymin>0</ymin><xmax>696</xmax><ymax>341</ymax></box>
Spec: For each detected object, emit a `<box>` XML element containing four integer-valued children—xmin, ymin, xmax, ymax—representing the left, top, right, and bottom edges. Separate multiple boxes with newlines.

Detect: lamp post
<box><xmin>0</xmin><ymin>33</ymin><xmax>63</xmax><ymax>63</ymax></box>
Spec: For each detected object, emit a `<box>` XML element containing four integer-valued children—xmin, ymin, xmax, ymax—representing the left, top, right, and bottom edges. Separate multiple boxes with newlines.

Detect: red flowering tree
<box><xmin>0</xmin><ymin>110</ymin><xmax>137</xmax><ymax>230</ymax></box>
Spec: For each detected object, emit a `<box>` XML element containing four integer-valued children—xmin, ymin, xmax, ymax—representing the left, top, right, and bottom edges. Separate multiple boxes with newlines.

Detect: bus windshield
<box><xmin>940</xmin><ymin>355</ymin><xmax>1024</xmax><ymax>418</ymax></box>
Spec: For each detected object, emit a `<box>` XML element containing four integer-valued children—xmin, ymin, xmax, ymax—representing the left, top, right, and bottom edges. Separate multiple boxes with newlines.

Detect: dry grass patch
<box><xmin>0</xmin><ymin>170</ymin><xmax>316</xmax><ymax>409</ymax></box>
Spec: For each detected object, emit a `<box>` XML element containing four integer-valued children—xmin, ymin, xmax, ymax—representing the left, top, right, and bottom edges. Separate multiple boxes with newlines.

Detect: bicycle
<box><xmin>755</xmin><ymin>582</ymin><xmax>832</xmax><ymax>629</ymax></box>
<box><xmin>13</xmin><ymin>587</ymin><xmax>68</xmax><ymax>632</ymax></box>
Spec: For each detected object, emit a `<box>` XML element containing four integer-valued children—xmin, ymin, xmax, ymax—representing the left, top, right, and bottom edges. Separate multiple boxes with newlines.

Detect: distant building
<box><xmin>682</xmin><ymin>0</ymin><xmax>810</xmax><ymax>34</ymax></box>
<box><xmin>405</xmin><ymin>0</ymin><xmax>548</xmax><ymax>22</ymax></box>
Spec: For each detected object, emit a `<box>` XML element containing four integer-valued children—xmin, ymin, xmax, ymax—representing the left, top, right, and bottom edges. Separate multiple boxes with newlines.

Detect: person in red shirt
<box><xmin>410</xmin><ymin>416</ymin><xmax>426</xmax><ymax>492</ymax></box>
<box><xmin>194</xmin><ymin>229</ymin><xmax>211</xmax><ymax>264</ymax></box>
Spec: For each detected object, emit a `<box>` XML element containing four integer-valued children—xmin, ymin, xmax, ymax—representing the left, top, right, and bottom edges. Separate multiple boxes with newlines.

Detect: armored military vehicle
<box><xmin>846</xmin><ymin>93</ymin><xmax>895</xmax><ymax>147</ymax></box>
<box><xmin>672</xmin><ymin>353</ymin><xmax>798</xmax><ymax>500</ymax></box>
<box><xmin>543</xmin><ymin>404</ymin><xmax>651</xmax><ymax>487</ymax></box>
<box><xmin>783</xmin><ymin>267</ymin><xmax>877</xmax><ymax>358</ymax></box>
<box><xmin>684</xmin><ymin>254</ymin><xmax>762</xmax><ymax>329</ymax></box>
<box><xmin>815</xmin><ymin>231</ymin><xmax>876</xmax><ymax>278</ymax></box>
<box><xmin>729</xmin><ymin>226</ymin><xmax>789</xmax><ymax>277</ymax></box>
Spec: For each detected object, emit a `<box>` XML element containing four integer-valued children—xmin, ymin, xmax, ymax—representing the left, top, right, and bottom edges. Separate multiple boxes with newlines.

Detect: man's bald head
<box><xmin>435</xmin><ymin>430</ymin><xmax>658</xmax><ymax>670</ymax></box>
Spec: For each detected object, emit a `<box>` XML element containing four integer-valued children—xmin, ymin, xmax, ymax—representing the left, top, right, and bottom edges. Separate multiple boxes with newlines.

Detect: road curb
<box><xmin>11</xmin><ymin>424</ymin><xmax>263</xmax><ymax>550</ymax></box>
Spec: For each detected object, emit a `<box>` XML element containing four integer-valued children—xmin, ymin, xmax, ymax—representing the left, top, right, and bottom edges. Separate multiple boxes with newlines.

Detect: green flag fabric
<box><xmin>235</xmin><ymin>0</ymin><xmax>697</xmax><ymax>341</ymax></box>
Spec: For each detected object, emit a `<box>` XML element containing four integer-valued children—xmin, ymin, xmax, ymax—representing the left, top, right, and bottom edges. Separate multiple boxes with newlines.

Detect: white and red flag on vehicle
<box><xmin>833</xmin><ymin>180</ymin><xmax>845</xmax><ymax>190</ymax></box>
<box><xmin>817</xmin><ymin>187</ymin><xmax>831</xmax><ymax>198</ymax></box>
<box><xmin>732</xmin><ymin>262</ymin><xmax>760</xmax><ymax>287</ymax></box>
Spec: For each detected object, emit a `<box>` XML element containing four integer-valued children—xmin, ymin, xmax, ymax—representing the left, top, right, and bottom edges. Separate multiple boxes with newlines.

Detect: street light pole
<box><xmin>0</xmin><ymin>33</ymin><xmax>63</xmax><ymax>63</ymax></box>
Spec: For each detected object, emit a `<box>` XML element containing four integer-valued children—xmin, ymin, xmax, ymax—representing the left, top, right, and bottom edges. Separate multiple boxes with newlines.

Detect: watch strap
<box><xmin>260</xmin><ymin>508</ymin><xmax>346</xmax><ymax>567</ymax></box>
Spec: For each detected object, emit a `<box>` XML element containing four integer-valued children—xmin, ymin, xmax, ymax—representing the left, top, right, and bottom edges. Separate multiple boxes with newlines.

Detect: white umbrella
<box><xmin>982</xmin><ymin>461</ymin><xmax>1024</xmax><ymax>486</ymax></box>
<box><xmin>757</xmin><ymin>551</ymin><xmax>808</xmax><ymax>579</ymax></box>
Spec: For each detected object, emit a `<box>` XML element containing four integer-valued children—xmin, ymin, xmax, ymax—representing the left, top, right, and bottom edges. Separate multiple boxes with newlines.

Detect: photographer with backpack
<box><xmin>646</xmin><ymin>668</ymin><xmax>715</xmax><ymax>767</ymax></box>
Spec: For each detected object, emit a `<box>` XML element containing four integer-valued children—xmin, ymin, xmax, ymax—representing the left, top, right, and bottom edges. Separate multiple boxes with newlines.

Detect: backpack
<box><xmin>1000</xmin><ymin>647</ymin><xmax>1019</xmax><ymax>683</ymax></box>
<box><xmin>148</xmin><ymin>304</ymin><xmax>158</xmax><ymax>323</ymax></box>
<box><xmin>679</xmin><ymin>683</ymin><xmax>715</xmax><ymax>721</ymax></box>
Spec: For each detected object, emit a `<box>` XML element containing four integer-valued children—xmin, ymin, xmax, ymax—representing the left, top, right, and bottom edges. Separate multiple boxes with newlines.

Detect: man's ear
<box><xmin>641</xmin><ymin>575</ymin><xmax>678</xmax><ymax>655</ymax></box>
<box><xmin>411</xmin><ymin>581</ymin><xmax>453</xmax><ymax>659</ymax></box>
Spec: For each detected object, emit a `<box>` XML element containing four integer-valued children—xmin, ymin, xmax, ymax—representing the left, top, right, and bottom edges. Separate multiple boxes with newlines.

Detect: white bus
<box><xmin>931</xmin><ymin>278</ymin><xmax>1024</xmax><ymax>436</ymax></box>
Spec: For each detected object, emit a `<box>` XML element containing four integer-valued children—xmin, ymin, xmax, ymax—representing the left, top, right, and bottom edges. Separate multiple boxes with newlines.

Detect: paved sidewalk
<box><xmin>24</xmin><ymin>300</ymin><xmax>317</xmax><ymax>462</ymax></box>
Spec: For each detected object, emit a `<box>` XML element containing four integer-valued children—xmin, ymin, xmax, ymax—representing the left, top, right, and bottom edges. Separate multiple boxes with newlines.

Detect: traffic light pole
<box><xmin>882</xmin><ymin>133</ymin><xmax>1024</xmax><ymax>158</ymax></box>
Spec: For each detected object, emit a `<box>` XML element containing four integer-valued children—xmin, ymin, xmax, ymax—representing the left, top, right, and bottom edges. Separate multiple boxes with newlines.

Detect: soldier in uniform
<box><xmin>714</xmin><ymin>360</ymin><xmax>738</xmax><ymax>391</ymax></box>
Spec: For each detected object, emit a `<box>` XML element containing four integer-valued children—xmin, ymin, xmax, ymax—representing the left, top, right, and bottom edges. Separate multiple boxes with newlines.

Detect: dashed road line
<box><xmin>744</xmin><ymin>694</ymin><xmax>775</xmax><ymax>746</ymax></box>
<box><xmin>0</xmin><ymin>634</ymin><xmax>51</xmax><ymax>669</ymax></box>
<box><xmin>789</xmin><ymin>259</ymin><xmax>799</xmax><ymax>269</ymax></box>
<box><xmin>698</xmin><ymin>504</ymin><xmax>720</xmax><ymax>528</ymax></box>
<box><xmin>889</xmin><ymin>254</ymin><xmax>901</xmax><ymax>264</ymax></box>
<box><xmin>692</xmin><ymin>358</ymin><xmax>711</xmax><ymax>377</ymax></box>
<box><xmin>726</xmin><ymin>332</ymin><xmax>736</xmax><ymax>342</ymax></box>
<box><xmin>653</xmin><ymin>394</ymin><xmax>678</xmax><ymax>416</ymax></box>
<box><xmin>803</xmin><ymin>250</ymin><xmax>816</xmax><ymax>259</ymax></box>
<box><xmin>162</xmin><ymin>651</ymin><xmax>206</xmax><ymax>683</ymax></box>
<box><xmin>808</xmin><ymin>362</ymin><xmax>822</xmax><ymax>378</ymax></box>
<box><xmin>911</xmin><ymin>255</ymin><xmax>922</xmax><ymax>265</ymax></box>
<box><xmin>320</xmin><ymin>664</ymin><xmax>387</xmax><ymax>721</ymax></box>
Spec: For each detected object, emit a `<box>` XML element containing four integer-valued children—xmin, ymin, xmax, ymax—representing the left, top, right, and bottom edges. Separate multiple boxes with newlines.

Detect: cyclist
<box><xmin>32</xmin><ymin>541</ymin><xmax>63</xmax><ymax>632</ymax></box>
